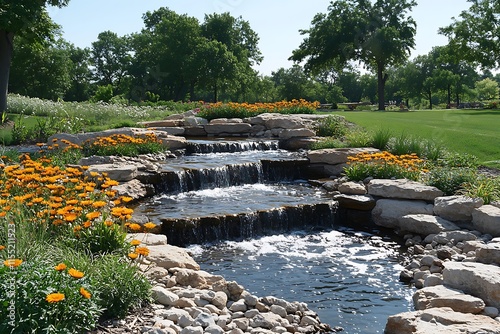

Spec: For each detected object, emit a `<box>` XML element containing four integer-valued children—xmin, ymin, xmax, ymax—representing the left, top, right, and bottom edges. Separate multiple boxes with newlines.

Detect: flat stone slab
<box><xmin>127</xmin><ymin>233</ymin><xmax>168</xmax><ymax>246</ymax></box>
<box><xmin>475</xmin><ymin>242</ymin><xmax>500</xmax><ymax>265</ymax></box>
<box><xmin>278</xmin><ymin>128</ymin><xmax>315</xmax><ymax>139</ymax></box>
<box><xmin>372</xmin><ymin>199</ymin><xmax>434</xmax><ymax>229</ymax></box>
<box><xmin>307</xmin><ymin>147</ymin><xmax>380</xmax><ymax>165</ymax></box>
<box><xmin>385</xmin><ymin>307</ymin><xmax>500</xmax><ymax>334</ymax></box>
<box><xmin>434</xmin><ymin>196</ymin><xmax>483</xmax><ymax>222</ymax></box>
<box><xmin>398</xmin><ymin>214</ymin><xmax>459</xmax><ymax>236</ymax></box>
<box><xmin>442</xmin><ymin>261</ymin><xmax>500</xmax><ymax>308</ymax></box>
<box><xmin>146</xmin><ymin>245</ymin><xmax>200</xmax><ymax>270</ymax></box>
<box><xmin>472</xmin><ymin>205</ymin><xmax>500</xmax><ymax>237</ymax></box>
<box><xmin>413</xmin><ymin>285</ymin><xmax>485</xmax><ymax>314</ymax></box>
<box><xmin>368</xmin><ymin>179</ymin><xmax>444</xmax><ymax>201</ymax></box>
<box><xmin>333</xmin><ymin>194</ymin><xmax>376</xmax><ymax>211</ymax></box>
<box><xmin>204</xmin><ymin>123</ymin><xmax>252</xmax><ymax>135</ymax></box>
<box><xmin>86</xmin><ymin>163</ymin><xmax>138</xmax><ymax>182</ymax></box>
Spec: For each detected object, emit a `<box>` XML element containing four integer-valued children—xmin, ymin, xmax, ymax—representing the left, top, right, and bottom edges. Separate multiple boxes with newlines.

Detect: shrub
<box><xmin>344</xmin><ymin>151</ymin><xmax>426</xmax><ymax>181</ymax></box>
<box><xmin>459</xmin><ymin>175</ymin><xmax>500</xmax><ymax>204</ymax></box>
<box><xmin>82</xmin><ymin>133</ymin><xmax>165</xmax><ymax>157</ymax></box>
<box><xmin>424</xmin><ymin>167</ymin><xmax>477</xmax><ymax>195</ymax></box>
<box><xmin>314</xmin><ymin>115</ymin><xmax>348</xmax><ymax>137</ymax></box>
<box><xmin>371</xmin><ymin>128</ymin><xmax>392</xmax><ymax>150</ymax></box>
<box><xmin>345</xmin><ymin>130</ymin><xmax>372</xmax><ymax>147</ymax></box>
<box><xmin>439</xmin><ymin>152</ymin><xmax>479</xmax><ymax>169</ymax></box>
<box><xmin>310</xmin><ymin>137</ymin><xmax>347</xmax><ymax>150</ymax></box>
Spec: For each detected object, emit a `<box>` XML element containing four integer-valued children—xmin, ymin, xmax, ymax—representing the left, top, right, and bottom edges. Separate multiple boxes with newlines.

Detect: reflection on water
<box><xmin>189</xmin><ymin>228</ymin><xmax>415</xmax><ymax>334</ymax></box>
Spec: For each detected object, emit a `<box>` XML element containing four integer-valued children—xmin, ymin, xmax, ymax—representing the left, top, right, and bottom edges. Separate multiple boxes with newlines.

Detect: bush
<box><xmin>459</xmin><ymin>175</ymin><xmax>500</xmax><ymax>205</ymax></box>
<box><xmin>310</xmin><ymin>137</ymin><xmax>347</xmax><ymax>150</ymax></box>
<box><xmin>314</xmin><ymin>115</ymin><xmax>348</xmax><ymax>137</ymax></box>
<box><xmin>424</xmin><ymin>167</ymin><xmax>477</xmax><ymax>195</ymax></box>
<box><xmin>371</xmin><ymin>128</ymin><xmax>392</xmax><ymax>150</ymax></box>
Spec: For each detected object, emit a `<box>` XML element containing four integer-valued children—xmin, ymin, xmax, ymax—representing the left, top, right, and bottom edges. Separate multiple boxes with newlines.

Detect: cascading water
<box><xmin>132</xmin><ymin>138</ymin><xmax>415</xmax><ymax>333</ymax></box>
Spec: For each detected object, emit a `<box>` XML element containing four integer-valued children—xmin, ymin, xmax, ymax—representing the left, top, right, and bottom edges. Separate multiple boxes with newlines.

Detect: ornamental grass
<box><xmin>197</xmin><ymin>99</ymin><xmax>320</xmax><ymax>120</ymax></box>
<box><xmin>0</xmin><ymin>152</ymin><xmax>152</xmax><ymax>332</ymax></box>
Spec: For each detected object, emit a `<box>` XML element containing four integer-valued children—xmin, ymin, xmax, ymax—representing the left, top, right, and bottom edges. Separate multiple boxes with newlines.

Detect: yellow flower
<box><xmin>0</xmin><ymin>245</ymin><xmax>5</xmax><ymax>251</ymax></box>
<box><xmin>130</xmin><ymin>239</ymin><xmax>141</xmax><ymax>246</ymax></box>
<box><xmin>143</xmin><ymin>222</ymin><xmax>156</xmax><ymax>230</ymax></box>
<box><xmin>68</xmin><ymin>268</ymin><xmax>85</xmax><ymax>279</ymax></box>
<box><xmin>128</xmin><ymin>253</ymin><xmax>138</xmax><ymax>260</ymax></box>
<box><xmin>79</xmin><ymin>287</ymin><xmax>91</xmax><ymax>299</ymax></box>
<box><xmin>54</xmin><ymin>263</ymin><xmax>67</xmax><ymax>271</ymax></box>
<box><xmin>46</xmin><ymin>292</ymin><xmax>65</xmax><ymax>303</ymax></box>
<box><xmin>4</xmin><ymin>259</ymin><xmax>23</xmax><ymax>267</ymax></box>
<box><xmin>128</xmin><ymin>223</ymin><xmax>142</xmax><ymax>232</ymax></box>
<box><xmin>135</xmin><ymin>247</ymin><xmax>150</xmax><ymax>256</ymax></box>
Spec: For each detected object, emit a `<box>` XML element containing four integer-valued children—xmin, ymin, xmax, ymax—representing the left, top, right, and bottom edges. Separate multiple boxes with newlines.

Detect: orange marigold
<box><xmin>135</xmin><ymin>247</ymin><xmax>150</xmax><ymax>256</ymax></box>
<box><xmin>4</xmin><ymin>259</ymin><xmax>23</xmax><ymax>267</ymax></box>
<box><xmin>54</xmin><ymin>263</ymin><xmax>67</xmax><ymax>271</ymax></box>
<box><xmin>46</xmin><ymin>292</ymin><xmax>65</xmax><ymax>303</ymax></box>
<box><xmin>68</xmin><ymin>268</ymin><xmax>85</xmax><ymax>279</ymax></box>
<box><xmin>128</xmin><ymin>253</ymin><xmax>138</xmax><ymax>260</ymax></box>
<box><xmin>79</xmin><ymin>287</ymin><xmax>91</xmax><ymax>299</ymax></box>
<box><xmin>130</xmin><ymin>239</ymin><xmax>141</xmax><ymax>246</ymax></box>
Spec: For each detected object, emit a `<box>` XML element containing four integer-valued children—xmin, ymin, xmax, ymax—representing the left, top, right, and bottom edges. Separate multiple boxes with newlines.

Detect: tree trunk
<box><xmin>213</xmin><ymin>82</ymin><xmax>218</xmax><ymax>103</ymax></box>
<box><xmin>376</xmin><ymin>62</ymin><xmax>387</xmax><ymax>111</ymax></box>
<box><xmin>428</xmin><ymin>90</ymin><xmax>432</xmax><ymax>110</ymax></box>
<box><xmin>0</xmin><ymin>30</ymin><xmax>14</xmax><ymax>113</ymax></box>
<box><xmin>447</xmin><ymin>84</ymin><xmax>451</xmax><ymax>107</ymax></box>
<box><xmin>456</xmin><ymin>92</ymin><xmax>460</xmax><ymax>106</ymax></box>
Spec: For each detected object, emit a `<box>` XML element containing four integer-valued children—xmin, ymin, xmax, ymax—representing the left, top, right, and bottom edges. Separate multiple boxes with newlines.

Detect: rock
<box><xmin>307</xmin><ymin>147</ymin><xmax>379</xmax><ymax>165</ymax></box>
<box><xmin>442</xmin><ymin>261</ymin><xmax>500</xmax><ymax>308</ymax></box>
<box><xmin>86</xmin><ymin>163</ymin><xmax>138</xmax><ymax>182</ymax></box>
<box><xmin>398</xmin><ymin>214</ymin><xmax>459</xmax><ymax>236</ymax></box>
<box><xmin>371</xmin><ymin>199</ymin><xmax>434</xmax><ymax>229</ymax></box>
<box><xmin>174</xmin><ymin>269</ymin><xmax>225</xmax><ymax>289</ymax></box>
<box><xmin>152</xmin><ymin>286</ymin><xmax>179</xmax><ymax>306</ymax></box>
<box><xmin>434</xmin><ymin>196</ymin><xmax>484</xmax><ymax>222</ymax></box>
<box><xmin>180</xmin><ymin>326</ymin><xmax>203</xmax><ymax>334</ymax></box>
<box><xmin>483</xmin><ymin>306</ymin><xmax>500</xmax><ymax>318</ymax></box>
<box><xmin>437</xmin><ymin>231</ymin><xmax>478</xmax><ymax>243</ymax></box>
<box><xmin>229</xmin><ymin>300</ymin><xmax>247</xmax><ymax>312</ymax></box>
<box><xmin>159</xmin><ymin>135</ymin><xmax>188</xmax><ymax>150</ymax></box>
<box><xmin>475</xmin><ymin>242</ymin><xmax>500</xmax><ymax>265</ymax></box>
<box><xmin>212</xmin><ymin>291</ymin><xmax>228</xmax><ymax>309</ymax></box>
<box><xmin>138</xmin><ymin>120</ymin><xmax>184</xmax><ymax>127</ymax></box>
<box><xmin>147</xmin><ymin>127</ymin><xmax>186</xmax><ymax>136</ymax></box>
<box><xmin>278</xmin><ymin>128</ymin><xmax>315</xmax><ymax>139</ymax></box>
<box><xmin>249</xmin><ymin>313</ymin><xmax>282</xmax><ymax>329</ymax></box>
<box><xmin>278</xmin><ymin>137</ymin><xmax>317</xmax><ymax>150</ymax></box>
<box><xmin>413</xmin><ymin>285</ymin><xmax>485</xmax><ymax>313</ymax></box>
<box><xmin>338</xmin><ymin>181</ymin><xmax>367</xmax><ymax>195</ymax></box>
<box><xmin>113</xmin><ymin>179</ymin><xmax>153</xmax><ymax>201</ymax></box>
<box><xmin>367</xmin><ymin>179</ymin><xmax>444</xmax><ymax>201</ymax></box>
<box><xmin>333</xmin><ymin>194</ymin><xmax>376</xmax><ymax>211</ymax></box>
<box><xmin>127</xmin><ymin>233</ymin><xmax>168</xmax><ymax>246</ymax></box>
<box><xmin>246</xmin><ymin>113</ymin><xmax>307</xmax><ymax>130</ymax></box>
<box><xmin>472</xmin><ymin>205</ymin><xmax>500</xmax><ymax>237</ymax></box>
<box><xmin>184</xmin><ymin>126</ymin><xmax>207</xmax><ymax>137</ymax></box>
<box><xmin>270</xmin><ymin>305</ymin><xmax>287</xmax><ymax>318</ymax></box>
<box><xmin>385</xmin><ymin>307</ymin><xmax>500</xmax><ymax>334</ymax></box>
<box><xmin>204</xmin><ymin>123</ymin><xmax>252</xmax><ymax>136</ymax></box>
<box><xmin>146</xmin><ymin>245</ymin><xmax>200</xmax><ymax>270</ymax></box>
<box><xmin>423</xmin><ymin>274</ymin><xmax>443</xmax><ymax>287</ymax></box>
<box><xmin>184</xmin><ymin>116</ymin><xmax>208</xmax><ymax>126</ymax></box>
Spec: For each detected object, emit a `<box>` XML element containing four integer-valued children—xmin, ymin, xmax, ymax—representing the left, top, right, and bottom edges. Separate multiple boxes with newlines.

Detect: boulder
<box><xmin>147</xmin><ymin>127</ymin><xmax>185</xmax><ymax>136</ymax></box>
<box><xmin>204</xmin><ymin>123</ymin><xmax>252</xmax><ymax>135</ymax></box>
<box><xmin>442</xmin><ymin>261</ymin><xmax>500</xmax><ymax>308</ymax></box>
<box><xmin>413</xmin><ymin>285</ymin><xmax>485</xmax><ymax>313</ymax></box>
<box><xmin>472</xmin><ymin>205</ymin><xmax>500</xmax><ymax>237</ymax></box>
<box><xmin>434</xmin><ymin>196</ymin><xmax>484</xmax><ymax>222</ymax></box>
<box><xmin>385</xmin><ymin>308</ymin><xmax>500</xmax><ymax>334</ymax></box>
<box><xmin>278</xmin><ymin>137</ymin><xmax>318</xmax><ymax>150</ymax></box>
<box><xmin>246</xmin><ymin>113</ymin><xmax>307</xmax><ymax>130</ymax></box>
<box><xmin>158</xmin><ymin>135</ymin><xmax>188</xmax><ymax>150</ymax></box>
<box><xmin>146</xmin><ymin>245</ymin><xmax>200</xmax><ymax>270</ymax></box>
<box><xmin>112</xmin><ymin>179</ymin><xmax>154</xmax><ymax>201</ymax></box>
<box><xmin>338</xmin><ymin>181</ymin><xmax>367</xmax><ymax>195</ymax></box>
<box><xmin>398</xmin><ymin>214</ymin><xmax>459</xmax><ymax>236</ymax></box>
<box><xmin>127</xmin><ymin>233</ymin><xmax>168</xmax><ymax>246</ymax></box>
<box><xmin>138</xmin><ymin>120</ymin><xmax>184</xmax><ymax>127</ymax></box>
<box><xmin>475</xmin><ymin>242</ymin><xmax>500</xmax><ymax>265</ymax></box>
<box><xmin>86</xmin><ymin>163</ymin><xmax>138</xmax><ymax>182</ymax></box>
<box><xmin>152</xmin><ymin>286</ymin><xmax>179</xmax><ymax>306</ymax></box>
<box><xmin>173</xmin><ymin>268</ymin><xmax>225</xmax><ymax>289</ymax></box>
<box><xmin>372</xmin><ymin>199</ymin><xmax>434</xmax><ymax>229</ymax></box>
<box><xmin>333</xmin><ymin>194</ymin><xmax>376</xmax><ymax>211</ymax></box>
<box><xmin>367</xmin><ymin>179</ymin><xmax>444</xmax><ymax>201</ymax></box>
<box><xmin>278</xmin><ymin>128</ymin><xmax>316</xmax><ymax>139</ymax></box>
<box><xmin>184</xmin><ymin>126</ymin><xmax>208</xmax><ymax>137</ymax></box>
<box><xmin>307</xmin><ymin>147</ymin><xmax>379</xmax><ymax>165</ymax></box>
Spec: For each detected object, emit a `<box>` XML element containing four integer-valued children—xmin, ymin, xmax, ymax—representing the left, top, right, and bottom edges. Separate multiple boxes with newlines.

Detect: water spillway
<box><xmin>132</xmin><ymin>138</ymin><xmax>414</xmax><ymax>333</ymax></box>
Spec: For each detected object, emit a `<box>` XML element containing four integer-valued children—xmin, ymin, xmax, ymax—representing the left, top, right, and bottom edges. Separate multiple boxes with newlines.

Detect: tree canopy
<box><xmin>290</xmin><ymin>0</ymin><xmax>417</xmax><ymax>110</ymax></box>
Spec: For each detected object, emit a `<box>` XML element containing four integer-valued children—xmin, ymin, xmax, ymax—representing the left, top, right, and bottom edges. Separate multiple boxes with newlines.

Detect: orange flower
<box><xmin>86</xmin><ymin>211</ymin><xmax>101</xmax><ymax>220</ymax></box>
<box><xmin>0</xmin><ymin>245</ymin><xmax>5</xmax><ymax>251</ymax></box>
<box><xmin>144</xmin><ymin>222</ymin><xmax>156</xmax><ymax>230</ymax></box>
<box><xmin>46</xmin><ymin>292</ymin><xmax>65</xmax><ymax>303</ymax></box>
<box><xmin>68</xmin><ymin>268</ymin><xmax>84</xmax><ymax>279</ymax></box>
<box><xmin>4</xmin><ymin>259</ymin><xmax>23</xmax><ymax>267</ymax></box>
<box><xmin>128</xmin><ymin>223</ymin><xmax>142</xmax><ymax>232</ymax></box>
<box><xmin>79</xmin><ymin>287</ymin><xmax>91</xmax><ymax>299</ymax></box>
<box><xmin>91</xmin><ymin>201</ymin><xmax>106</xmax><ymax>208</ymax></box>
<box><xmin>128</xmin><ymin>253</ymin><xmax>138</xmax><ymax>260</ymax></box>
<box><xmin>130</xmin><ymin>239</ymin><xmax>141</xmax><ymax>246</ymax></box>
<box><xmin>135</xmin><ymin>247</ymin><xmax>150</xmax><ymax>256</ymax></box>
<box><xmin>54</xmin><ymin>263</ymin><xmax>67</xmax><ymax>271</ymax></box>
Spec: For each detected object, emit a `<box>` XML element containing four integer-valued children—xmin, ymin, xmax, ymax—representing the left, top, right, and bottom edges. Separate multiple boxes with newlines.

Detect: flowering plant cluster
<box><xmin>344</xmin><ymin>151</ymin><xmax>428</xmax><ymax>181</ymax></box>
<box><xmin>197</xmin><ymin>99</ymin><xmax>320</xmax><ymax>120</ymax></box>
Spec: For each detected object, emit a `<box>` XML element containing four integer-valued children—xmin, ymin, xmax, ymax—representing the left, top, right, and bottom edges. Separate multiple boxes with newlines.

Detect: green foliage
<box><xmin>459</xmin><ymin>175</ymin><xmax>500</xmax><ymax>205</ymax></box>
<box><xmin>474</xmin><ymin>78</ymin><xmax>500</xmax><ymax>100</ymax></box>
<box><xmin>82</xmin><ymin>138</ymin><xmax>164</xmax><ymax>157</ymax></box>
<box><xmin>70</xmin><ymin>220</ymin><xmax>129</xmax><ymax>256</ymax></box>
<box><xmin>89</xmin><ymin>255</ymin><xmax>151</xmax><ymax>319</ymax></box>
<box><xmin>310</xmin><ymin>137</ymin><xmax>347</xmax><ymax>150</ymax></box>
<box><xmin>91</xmin><ymin>85</ymin><xmax>114</xmax><ymax>103</ymax></box>
<box><xmin>439</xmin><ymin>152</ymin><xmax>479</xmax><ymax>169</ymax></box>
<box><xmin>371</xmin><ymin>128</ymin><xmax>392</xmax><ymax>150</ymax></box>
<box><xmin>315</xmin><ymin>115</ymin><xmax>348</xmax><ymax>137</ymax></box>
<box><xmin>424</xmin><ymin>167</ymin><xmax>477</xmax><ymax>196</ymax></box>
<box><xmin>345</xmin><ymin>130</ymin><xmax>372</xmax><ymax>147</ymax></box>
<box><xmin>0</xmin><ymin>258</ymin><xmax>101</xmax><ymax>334</ymax></box>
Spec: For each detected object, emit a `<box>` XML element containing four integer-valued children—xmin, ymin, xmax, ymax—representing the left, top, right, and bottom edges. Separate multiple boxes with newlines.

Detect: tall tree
<box><xmin>290</xmin><ymin>0</ymin><xmax>416</xmax><ymax>110</ymax></box>
<box><xmin>440</xmin><ymin>0</ymin><xmax>500</xmax><ymax>69</ymax></box>
<box><xmin>0</xmin><ymin>0</ymin><xmax>70</xmax><ymax>111</ymax></box>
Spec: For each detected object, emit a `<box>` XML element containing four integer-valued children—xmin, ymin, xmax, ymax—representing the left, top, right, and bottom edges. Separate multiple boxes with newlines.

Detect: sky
<box><xmin>48</xmin><ymin>0</ymin><xmax>472</xmax><ymax>76</ymax></box>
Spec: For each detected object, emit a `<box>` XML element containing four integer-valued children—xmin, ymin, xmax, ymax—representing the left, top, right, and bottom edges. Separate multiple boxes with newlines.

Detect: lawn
<box><xmin>328</xmin><ymin>109</ymin><xmax>500</xmax><ymax>168</ymax></box>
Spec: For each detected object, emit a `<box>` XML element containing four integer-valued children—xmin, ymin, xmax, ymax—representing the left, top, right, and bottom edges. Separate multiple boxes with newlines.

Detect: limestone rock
<box><xmin>146</xmin><ymin>245</ymin><xmax>200</xmax><ymax>270</ymax></box>
<box><xmin>385</xmin><ymin>308</ymin><xmax>500</xmax><ymax>334</ymax></box>
<box><xmin>338</xmin><ymin>181</ymin><xmax>367</xmax><ymax>195</ymax></box>
<box><xmin>86</xmin><ymin>163</ymin><xmax>138</xmax><ymax>182</ymax></box>
<box><xmin>204</xmin><ymin>123</ymin><xmax>252</xmax><ymax>135</ymax></box>
<box><xmin>367</xmin><ymin>179</ymin><xmax>443</xmax><ymax>201</ymax></box>
<box><xmin>475</xmin><ymin>242</ymin><xmax>500</xmax><ymax>265</ymax></box>
<box><xmin>278</xmin><ymin>137</ymin><xmax>317</xmax><ymax>150</ymax></box>
<box><xmin>152</xmin><ymin>286</ymin><xmax>179</xmax><ymax>306</ymax></box>
<box><xmin>442</xmin><ymin>261</ymin><xmax>500</xmax><ymax>308</ymax></box>
<box><xmin>413</xmin><ymin>285</ymin><xmax>485</xmax><ymax>314</ymax></box>
<box><xmin>372</xmin><ymin>199</ymin><xmax>434</xmax><ymax>229</ymax></box>
<box><xmin>434</xmin><ymin>196</ymin><xmax>484</xmax><ymax>222</ymax></box>
<box><xmin>173</xmin><ymin>268</ymin><xmax>225</xmax><ymax>289</ymax></box>
<box><xmin>112</xmin><ymin>179</ymin><xmax>153</xmax><ymax>201</ymax></box>
<box><xmin>278</xmin><ymin>128</ymin><xmax>315</xmax><ymax>139</ymax></box>
<box><xmin>159</xmin><ymin>135</ymin><xmax>188</xmax><ymax>150</ymax></box>
<box><xmin>333</xmin><ymin>194</ymin><xmax>376</xmax><ymax>211</ymax></box>
<box><xmin>472</xmin><ymin>205</ymin><xmax>500</xmax><ymax>237</ymax></box>
<box><xmin>398</xmin><ymin>214</ymin><xmax>459</xmax><ymax>236</ymax></box>
<box><xmin>307</xmin><ymin>147</ymin><xmax>379</xmax><ymax>165</ymax></box>
<box><xmin>127</xmin><ymin>233</ymin><xmax>168</xmax><ymax>246</ymax></box>
<box><xmin>138</xmin><ymin>120</ymin><xmax>184</xmax><ymax>127</ymax></box>
<box><xmin>246</xmin><ymin>113</ymin><xmax>307</xmax><ymax>130</ymax></box>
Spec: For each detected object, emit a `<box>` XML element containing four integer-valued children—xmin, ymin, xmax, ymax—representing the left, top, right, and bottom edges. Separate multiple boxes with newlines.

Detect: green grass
<box><xmin>326</xmin><ymin>109</ymin><xmax>500</xmax><ymax>168</ymax></box>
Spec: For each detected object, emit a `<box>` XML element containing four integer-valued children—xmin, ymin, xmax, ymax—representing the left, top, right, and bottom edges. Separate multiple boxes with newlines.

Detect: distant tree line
<box><xmin>2</xmin><ymin>1</ymin><xmax>500</xmax><ymax>112</ymax></box>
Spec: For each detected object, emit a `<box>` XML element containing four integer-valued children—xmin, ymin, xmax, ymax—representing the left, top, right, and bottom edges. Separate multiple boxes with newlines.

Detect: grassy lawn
<box><xmin>327</xmin><ymin>109</ymin><xmax>500</xmax><ymax>168</ymax></box>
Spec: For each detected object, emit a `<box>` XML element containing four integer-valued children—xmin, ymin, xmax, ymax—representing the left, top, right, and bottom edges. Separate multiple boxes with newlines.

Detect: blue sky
<box><xmin>48</xmin><ymin>0</ymin><xmax>472</xmax><ymax>75</ymax></box>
